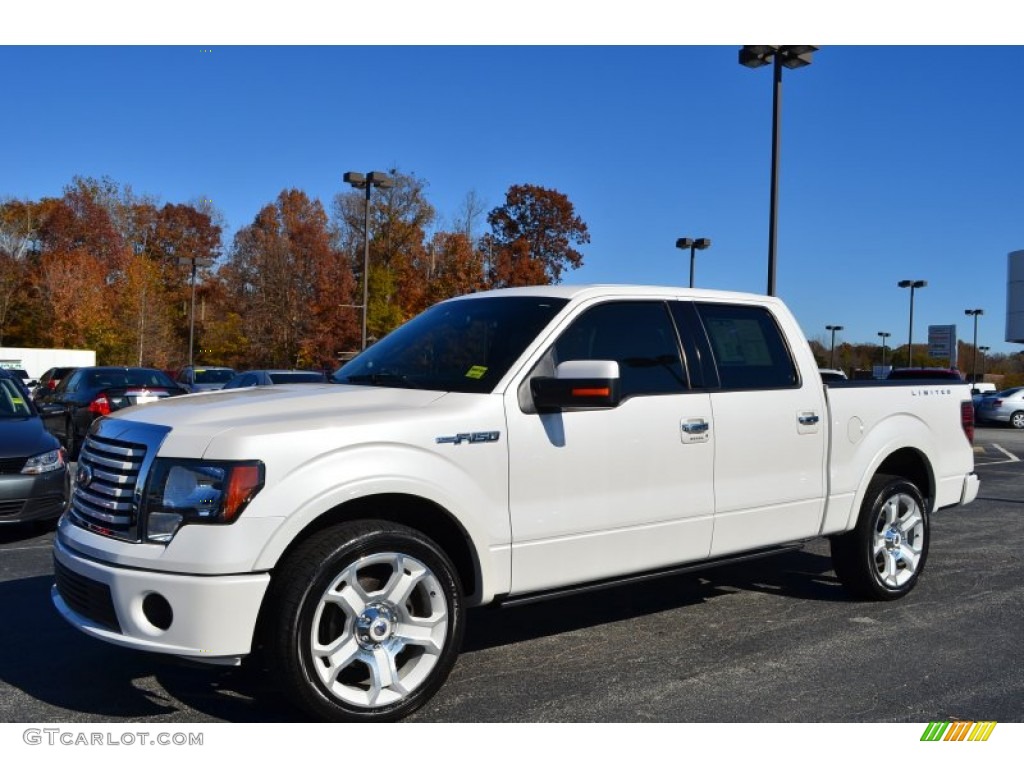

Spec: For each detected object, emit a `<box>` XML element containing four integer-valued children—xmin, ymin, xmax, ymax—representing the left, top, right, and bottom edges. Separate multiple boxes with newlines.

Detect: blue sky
<box><xmin>3</xmin><ymin>41</ymin><xmax>1022</xmax><ymax>355</ymax></box>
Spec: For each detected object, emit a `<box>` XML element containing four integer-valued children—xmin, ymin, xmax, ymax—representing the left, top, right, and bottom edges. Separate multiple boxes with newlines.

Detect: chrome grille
<box><xmin>69</xmin><ymin>434</ymin><xmax>147</xmax><ymax>541</ymax></box>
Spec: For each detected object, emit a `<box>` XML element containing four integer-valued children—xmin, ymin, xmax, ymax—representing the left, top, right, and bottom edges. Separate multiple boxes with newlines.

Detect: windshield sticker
<box><xmin>465</xmin><ymin>365</ymin><xmax>488</xmax><ymax>379</ymax></box>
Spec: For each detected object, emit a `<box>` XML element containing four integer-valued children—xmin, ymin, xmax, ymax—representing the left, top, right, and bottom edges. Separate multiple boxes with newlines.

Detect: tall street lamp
<box><xmin>739</xmin><ymin>45</ymin><xmax>818</xmax><ymax>297</ymax></box>
<box><xmin>344</xmin><ymin>170</ymin><xmax>394</xmax><ymax>351</ymax></box>
<box><xmin>178</xmin><ymin>254</ymin><xmax>215</xmax><ymax>369</ymax></box>
<box><xmin>897</xmin><ymin>279</ymin><xmax>927</xmax><ymax>367</ymax></box>
<box><xmin>826</xmin><ymin>324</ymin><xmax>843</xmax><ymax>369</ymax></box>
<box><xmin>878</xmin><ymin>331</ymin><xmax>891</xmax><ymax>370</ymax></box>
<box><xmin>979</xmin><ymin>346</ymin><xmax>990</xmax><ymax>380</ymax></box>
<box><xmin>964</xmin><ymin>308</ymin><xmax>984</xmax><ymax>384</ymax></box>
<box><xmin>675</xmin><ymin>237</ymin><xmax>711</xmax><ymax>288</ymax></box>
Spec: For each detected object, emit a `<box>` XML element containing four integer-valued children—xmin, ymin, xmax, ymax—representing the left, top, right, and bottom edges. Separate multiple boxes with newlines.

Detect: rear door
<box><xmin>687</xmin><ymin>301</ymin><xmax>828</xmax><ymax>556</ymax></box>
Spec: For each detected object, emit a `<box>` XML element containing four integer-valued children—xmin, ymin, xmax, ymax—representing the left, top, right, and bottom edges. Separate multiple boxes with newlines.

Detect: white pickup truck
<box><xmin>52</xmin><ymin>285</ymin><xmax>979</xmax><ymax>721</ymax></box>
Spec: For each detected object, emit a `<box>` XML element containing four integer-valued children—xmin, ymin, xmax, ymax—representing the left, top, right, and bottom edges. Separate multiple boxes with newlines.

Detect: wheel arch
<box><xmin>262</xmin><ymin>493</ymin><xmax>481</xmax><ymax>602</ymax></box>
<box><xmin>874</xmin><ymin>448</ymin><xmax>934</xmax><ymax>510</ymax></box>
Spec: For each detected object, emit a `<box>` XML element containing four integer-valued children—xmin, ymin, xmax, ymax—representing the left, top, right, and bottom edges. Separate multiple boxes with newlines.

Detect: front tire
<box><xmin>1010</xmin><ymin>411</ymin><xmax>1024</xmax><ymax>429</ymax></box>
<box><xmin>265</xmin><ymin>520</ymin><xmax>465</xmax><ymax>721</ymax></box>
<box><xmin>831</xmin><ymin>474</ymin><xmax>929</xmax><ymax>600</ymax></box>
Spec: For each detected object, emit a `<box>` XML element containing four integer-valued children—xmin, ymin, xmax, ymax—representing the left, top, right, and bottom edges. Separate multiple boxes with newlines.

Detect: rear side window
<box><xmin>696</xmin><ymin>303</ymin><xmax>798</xmax><ymax>390</ymax></box>
<box><xmin>552</xmin><ymin>301</ymin><xmax>688</xmax><ymax>398</ymax></box>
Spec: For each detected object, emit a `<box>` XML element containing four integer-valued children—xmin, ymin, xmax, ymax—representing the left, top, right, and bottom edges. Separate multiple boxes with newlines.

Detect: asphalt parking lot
<box><xmin>1</xmin><ymin>426</ymin><xmax>1021</xmax><ymax>723</ymax></box>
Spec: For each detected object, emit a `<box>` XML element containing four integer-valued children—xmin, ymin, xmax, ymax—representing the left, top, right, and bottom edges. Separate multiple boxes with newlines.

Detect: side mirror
<box><xmin>531</xmin><ymin>360</ymin><xmax>621</xmax><ymax>412</ymax></box>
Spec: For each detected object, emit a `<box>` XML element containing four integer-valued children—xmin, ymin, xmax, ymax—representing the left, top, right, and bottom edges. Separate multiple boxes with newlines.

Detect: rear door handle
<box><xmin>798</xmin><ymin>414</ymin><xmax>820</xmax><ymax>425</ymax></box>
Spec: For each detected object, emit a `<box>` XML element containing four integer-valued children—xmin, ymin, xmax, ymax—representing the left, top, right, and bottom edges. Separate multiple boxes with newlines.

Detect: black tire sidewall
<box><xmin>278</xmin><ymin>522</ymin><xmax>464</xmax><ymax>722</ymax></box>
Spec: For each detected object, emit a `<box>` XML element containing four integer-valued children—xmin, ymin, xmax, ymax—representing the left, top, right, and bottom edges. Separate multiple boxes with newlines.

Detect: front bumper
<box><xmin>52</xmin><ymin>535</ymin><xmax>270</xmax><ymax>661</ymax></box>
<box><xmin>0</xmin><ymin>467</ymin><xmax>68</xmax><ymax>524</ymax></box>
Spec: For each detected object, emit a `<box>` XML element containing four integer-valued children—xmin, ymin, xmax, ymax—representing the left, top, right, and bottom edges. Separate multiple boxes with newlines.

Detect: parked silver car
<box><xmin>975</xmin><ymin>386</ymin><xmax>1024</xmax><ymax>429</ymax></box>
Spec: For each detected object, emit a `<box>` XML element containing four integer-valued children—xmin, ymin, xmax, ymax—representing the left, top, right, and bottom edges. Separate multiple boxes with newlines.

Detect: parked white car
<box><xmin>51</xmin><ymin>285</ymin><xmax>979</xmax><ymax>721</ymax></box>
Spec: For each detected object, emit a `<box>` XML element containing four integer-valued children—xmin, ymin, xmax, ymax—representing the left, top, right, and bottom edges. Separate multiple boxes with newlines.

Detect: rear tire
<box><xmin>831</xmin><ymin>474</ymin><xmax>929</xmax><ymax>600</ymax></box>
<box><xmin>264</xmin><ymin>520</ymin><xmax>464</xmax><ymax>721</ymax></box>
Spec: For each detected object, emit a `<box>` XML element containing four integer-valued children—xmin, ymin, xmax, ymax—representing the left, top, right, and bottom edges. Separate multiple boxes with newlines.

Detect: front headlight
<box><xmin>22</xmin><ymin>447</ymin><xmax>66</xmax><ymax>475</ymax></box>
<box><xmin>143</xmin><ymin>459</ymin><xmax>264</xmax><ymax>543</ymax></box>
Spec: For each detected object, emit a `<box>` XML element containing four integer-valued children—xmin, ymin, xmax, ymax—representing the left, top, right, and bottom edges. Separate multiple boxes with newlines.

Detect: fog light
<box><xmin>142</xmin><ymin>593</ymin><xmax>173</xmax><ymax>631</ymax></box>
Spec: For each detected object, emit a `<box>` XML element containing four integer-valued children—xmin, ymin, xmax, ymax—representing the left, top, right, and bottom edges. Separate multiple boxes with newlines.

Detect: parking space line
<box><xmin>991</xmin><ymin>443</ymin><xmax>1020</xmax><ymax>462</ymax></box>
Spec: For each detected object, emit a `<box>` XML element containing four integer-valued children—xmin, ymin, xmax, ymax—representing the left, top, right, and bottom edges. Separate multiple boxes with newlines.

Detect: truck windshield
<box><xmin>333</xmin><ymin>296</ymin><xmax>568</xmax><ymax>394</ymax></box>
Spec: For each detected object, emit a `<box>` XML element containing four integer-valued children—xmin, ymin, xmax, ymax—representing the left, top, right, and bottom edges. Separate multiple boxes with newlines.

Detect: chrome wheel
<box><xmin>831</xmin><ymin>474</ymin><xmax>930</xmax><ymax>600</ymax></box>
<box><xmin>309</xmin><ymin>551</ymin><xmax>449</xmax><ymax>709</ymax></box>
<box><xmin>870</xmin><ymin>491</ymin><xmax>924</xmax><ymax>589</ymax></box>
<box><xmin>1010</xmin><ymin>411</ymin><xmax>1024</xmax><ymax>429</ymax></box>
<box><xmin>267</xmin><ymin>520</ymin><xmax>464</xmax><ymax>721</ymax></box>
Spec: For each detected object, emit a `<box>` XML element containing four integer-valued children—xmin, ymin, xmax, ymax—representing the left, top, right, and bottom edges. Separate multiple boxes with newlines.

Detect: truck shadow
<box><xmin>463</xmin><ymin>547</ymin><xmax>843</xmax><ymax>651</ymax></box>
<box><xmin>0</xmin><ymin>548</ymin><xmax>843</xmax><ymax>723</ymax></box>
<box><xmin>0</xmin><ymin>575</ymin><xmax>303</xmax><ymax>722</ymax></box>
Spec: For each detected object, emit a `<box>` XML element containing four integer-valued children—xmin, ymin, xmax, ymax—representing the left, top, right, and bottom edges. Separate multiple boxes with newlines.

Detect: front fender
<box><xmin>248</xmin><ymin>442</ymin><xmax>510</xmax><ymax>603</ymax></box>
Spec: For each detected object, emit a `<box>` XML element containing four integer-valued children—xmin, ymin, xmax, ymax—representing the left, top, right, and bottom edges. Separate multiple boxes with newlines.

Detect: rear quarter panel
<box><xmin>822</xmin><ymin>381</ymin><xmax>974</xmax><ymax>534</ymax></box>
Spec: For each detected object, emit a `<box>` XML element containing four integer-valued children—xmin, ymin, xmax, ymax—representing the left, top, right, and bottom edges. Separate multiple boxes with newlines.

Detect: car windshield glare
<box><xmin>333</xmin><ymin>296</ymin><xmax>568</xmax><ymax>394</ymax></box>
<box><xmin>0</xmin><ymin>378</ymin><xmax>34</xmax><ymax>418</ymax></box>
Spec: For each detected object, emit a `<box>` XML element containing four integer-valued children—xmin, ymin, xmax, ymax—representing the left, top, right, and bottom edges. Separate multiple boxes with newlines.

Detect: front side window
<box><xmin>550</xmin><ymin>301</ymin><xmax>687</xmax><ymax>398</ymax></box>
<box><xmin>696</xmin><ymin>303</ymin><xmax>798</xmax><ymax>390</ymax></box>
<box><xmin>334</xmin><ymin>296</ymin><xmax>568</xmax><ymax>394</ymax></box>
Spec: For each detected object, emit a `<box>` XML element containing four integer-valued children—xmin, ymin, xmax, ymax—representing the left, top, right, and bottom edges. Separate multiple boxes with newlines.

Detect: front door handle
<box><xmin>680</xmin><ymin>418</ymin><xmax>711</xmax><ymax>444</ymax></box>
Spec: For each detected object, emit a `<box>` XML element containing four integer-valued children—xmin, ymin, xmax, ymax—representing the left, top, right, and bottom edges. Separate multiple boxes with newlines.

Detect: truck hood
<box><xmin>105</xmin><ymin>384</ymin><xmax>450</xmax><ymax>457</ymax></box>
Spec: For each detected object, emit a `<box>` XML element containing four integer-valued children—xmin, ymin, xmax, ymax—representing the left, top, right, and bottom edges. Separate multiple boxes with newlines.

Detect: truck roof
<box><xmin>447</xmin><ymin>284</ymin><xmax>788</xmax><ymax>305</ymax></box>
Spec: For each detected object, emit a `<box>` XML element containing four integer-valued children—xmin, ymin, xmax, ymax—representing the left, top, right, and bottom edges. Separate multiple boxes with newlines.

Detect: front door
<box><xmin>505</xmin><ymin>299</ymin><xmax>715</xmax><ymax>595</ymax></box>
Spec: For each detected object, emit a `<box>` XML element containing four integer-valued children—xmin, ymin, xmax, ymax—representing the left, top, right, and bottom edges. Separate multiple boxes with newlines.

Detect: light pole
<box><xmin>979</xmin><ymin>346</ymin><xmax>990</xmax><ymax>381</ymax></box>
<box><xmin>826</xmin><ymin>324</ymin><xmax>843</xmax><ymax>369</ymax></box>
<box><xmin>897</xmin><ymin>279</ymin><xmax>927</xmax><ymax>367</ymax></box>
<box><xmin>675</xmin><ymin>237</ymin><xmax>711</xmax><ymax>288</ymax></box>
<box><xmin>964</xmin><ymin>308</ymin><xmax>984</xmax><ymax>383</ymax></box>
<box><xmin>739</xmin><ymin>45</ymin><xmax>818</xmax><ymax>297</ymax></box>
<box><xmin>878</xmin><ymin>331</ymin><xmax>891</xmax><ymax>370</ymax></box>
<box><xmin>344</xmin><ymin>170</ymin><xmax>394</xmax><ymax>351</ymax></box>
<box><xmin>178</xmin><ymin>254</ymin><xmax>215</xmax><ymax>369</ymax></box>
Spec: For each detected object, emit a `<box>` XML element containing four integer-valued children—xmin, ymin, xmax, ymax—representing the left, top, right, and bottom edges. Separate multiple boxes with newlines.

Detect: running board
<box><xmin>495</xmin><ymin>543</ymin><xmax>806</xmax><ymax>608</ymax></box>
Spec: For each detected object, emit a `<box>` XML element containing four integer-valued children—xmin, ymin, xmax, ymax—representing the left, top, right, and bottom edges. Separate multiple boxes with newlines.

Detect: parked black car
<box><xmin>0</xmin><ymin>369</ymin><xmax>69</xmax><ymax>525</ymax></box>
<box><xmin>36</xmin><ymin>367</ymin><xmax>188</xmax><ymax>459</ymax></box>
<box><xmin>31</xmin><ymin>365</ymin><xmax>78</xmax><ymax>402</ymax></box>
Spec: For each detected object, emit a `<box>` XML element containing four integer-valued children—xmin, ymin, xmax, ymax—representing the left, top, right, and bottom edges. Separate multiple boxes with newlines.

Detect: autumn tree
<box><xmin>332</xmin><ymin>169</ymin><xmax>435</xmax><ymax>338</ymax></box>
<box><xmin>0</xmin><ymin>199</ymin><xmax>38</xmax><ymax>345</ymax></box>
<box><xmin>484</xmin><ymin>184</ymin><xmax>589</xmax><ymax>288</ymax></box>
<box><xmin>225</xmin><ymin>189</ymin><xmax>357</xmax><ymax>369</ymax></box>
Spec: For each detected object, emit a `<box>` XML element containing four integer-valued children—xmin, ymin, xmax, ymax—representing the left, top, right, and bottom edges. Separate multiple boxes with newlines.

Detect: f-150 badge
<box><xmin>435</xmin><ymin>431</ymin><xmax>501</xmax><ymax>445</ymax></box>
